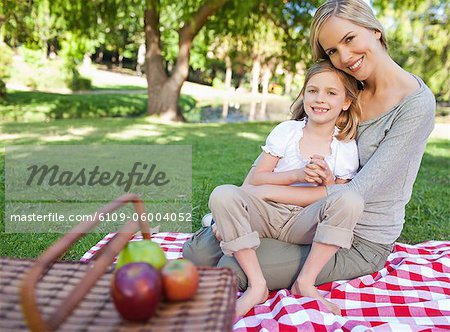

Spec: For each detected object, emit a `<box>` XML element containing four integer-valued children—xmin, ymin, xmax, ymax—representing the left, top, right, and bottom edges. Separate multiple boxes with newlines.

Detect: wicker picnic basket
<box><xmin>0</xmin><ymin>194</ymin><xmax>236</xmax><ymax>331</ymax></box>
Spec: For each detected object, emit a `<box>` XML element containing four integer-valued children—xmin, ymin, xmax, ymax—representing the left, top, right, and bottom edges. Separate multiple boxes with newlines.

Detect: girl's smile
<box><xmin>303</xmin><ymin>71</ymin><xmax>351</xmax><ymax>126</ymax></box>
<box><xmin>311</xmin><ymin>106</ymin><xmax>330</xmax><ymax>114</ymax></box>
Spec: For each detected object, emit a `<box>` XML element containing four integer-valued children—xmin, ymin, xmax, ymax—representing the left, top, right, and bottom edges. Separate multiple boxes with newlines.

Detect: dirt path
<box><xmin>78</xmin><ymin>66</ymin><xmax>289</xmax><ymax>102</ymax></box>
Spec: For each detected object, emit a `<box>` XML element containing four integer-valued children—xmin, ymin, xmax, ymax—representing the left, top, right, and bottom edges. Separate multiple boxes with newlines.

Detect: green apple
<box><xmin>116</xmin><ymin>240</ymin><xmax>167</xmax><ymax>270</ymax></box>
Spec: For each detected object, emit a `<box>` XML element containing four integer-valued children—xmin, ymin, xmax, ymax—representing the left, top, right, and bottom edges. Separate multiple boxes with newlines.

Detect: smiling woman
<box><xmin>315</xmin><ymin>16</ymin><xmax>385</xmax><ymax>83</ymax></box>
<box><xmin>310</xmin><ymin>0</ymin><xmax>388</xmax><ymax>60</ymax></box>
<box><xmin>183</xmin><ymin>0</ymin><xmax>436</xmax><ymax>320</ymax></box>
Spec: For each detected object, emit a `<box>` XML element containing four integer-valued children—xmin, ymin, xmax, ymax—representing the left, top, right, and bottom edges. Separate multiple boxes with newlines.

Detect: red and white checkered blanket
<box><xmin>81</xmin><ymin>233</ymin><xmax>450</xmax><ymax>331</ymax></box>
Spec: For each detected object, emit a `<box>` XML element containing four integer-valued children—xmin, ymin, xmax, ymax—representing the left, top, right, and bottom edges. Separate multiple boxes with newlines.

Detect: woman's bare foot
<box><xmin>293</xmin><ymin>282</ymin><xmax>341</xmax><ymax>315</ymax></box>
<box><xmin>235</xmin><ymin>281</ymin><xmax>269</xmax><ymax>317</ymax></box>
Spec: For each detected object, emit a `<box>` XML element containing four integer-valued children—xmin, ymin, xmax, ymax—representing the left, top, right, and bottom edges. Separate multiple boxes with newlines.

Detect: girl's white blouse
<box><xmin>261</xmin><ymin>120</ymin><xmax>359</xmax><ymax>181</ymax></box>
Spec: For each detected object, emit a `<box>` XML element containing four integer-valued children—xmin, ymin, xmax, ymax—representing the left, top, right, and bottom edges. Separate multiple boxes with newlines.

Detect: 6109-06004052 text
<box><xmin>9</xmin><ymin>212</ymin><xmax>192</xmax><ymax>223</ymax></box>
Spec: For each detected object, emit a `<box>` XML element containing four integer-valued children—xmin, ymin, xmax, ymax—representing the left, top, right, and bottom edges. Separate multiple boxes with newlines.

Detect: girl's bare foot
<box><xmin>235</xmin><ymin>281</ymin><xmax>269</xmax><ymax>317</ymax></box>
<box><xmin>294</xmin><ymin>282</ymin><xmax>341</xmax><ymax>315</ymax></box>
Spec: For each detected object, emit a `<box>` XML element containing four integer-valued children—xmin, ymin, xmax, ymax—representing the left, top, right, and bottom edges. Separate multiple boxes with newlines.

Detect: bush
<box><xmin>212</xmin><ymin>77</ymin><xmax>225</xmax><ymax>89</ymax></box>
<box><xmin>0</xmin><ymin>42</ymin><xmax>14</xmax><ymax>98</ymax></box>
<box><xmin>22</xmin><ymin>48</ymin><xmax>45</xmax><ymax>67</ymax></box>
<box><xmin>8</xmin><ymin>47</ymin><xmax>69</xmax><ymax>90</ymax></box>
<box><xmin>25</xmin><ymin>76</ymin><xmax>38</xmax><ymax>90</ymax></box>
<box><xmin>66</xmin><ymin>69</ymin><xmax>92</xmax><ymax>91</ymax></box>
<box><xmin>0</xmin><ymin>42</ymin><xmax>14</xmax><ymax>79</ymax></box>
<box><xmin>8</xmin><ymin>46</ymin><xmax>92</xmax><ymax>92</ymax></box>
<box><xmin>0</xmin><ymin>80</ymin><xmax>6</xmax><ymax>98</ymax></box>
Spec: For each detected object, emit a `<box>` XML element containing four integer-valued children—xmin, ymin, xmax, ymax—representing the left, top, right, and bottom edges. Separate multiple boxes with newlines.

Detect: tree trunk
<box><xmin>147</xmin><ymin>79</ymin><xmax>184</xmax><ymax>121</ymax></box>
<box><xmin>96</xmin><ymin>51</ymin><xmax>104</xmax><ymax>63</ymax></box>
<box><xmin>251</xmin><ymin>55</ymin><xmax>261</xmax><ymax>94</ymax></box>
<box><xmin>144</xmin><ymin>0</ymin><xmax>228</xmax><ymax>121</ymax></box>
<box><xmin>260</xmin><ymin>66</ymin><xmax>272</xmax><ymax>120</ymax></box>
<box><xmin>222</xmin><ymin>100</ymin><xmax>229</xmax><ymax>118</ymax></box>
<box><xmin>145</xmin><ymin>1</ymin><xmax>171</xmax><ymax>117</ymax></box>
<box><xmin>224</xmin><ymin>55</ymin><xmax>232</xmax><ymax>90</ymax></box>
<box><xmin>249</xmin><ymin>100</ymin><xmax>257</xmax><ymax>121</ymax></box>
<box><xmin>118</xmin><ymin>49</ymin><xmax>124</xmax><ymax>68</ymax></box>
<box><xmin>222</xmin><ymin>55</ymin><xmax>233</xmax><ymax>119</ymax></box>
<box><xmin>285</xmin><ymin>72</ymin><xmax>293</xmax><ymax>95</ymax></box>
<box><xmin>262</xmin><ymin>66</ymin><xmax>271</xmax><ymax>96</ymax></box>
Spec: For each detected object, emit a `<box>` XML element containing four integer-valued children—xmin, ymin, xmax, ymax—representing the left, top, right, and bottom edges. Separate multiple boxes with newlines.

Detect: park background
<box><xmin>0</xmin><ymin>0</ymin><xmax>448</xmax><ymax>260</ymax></box>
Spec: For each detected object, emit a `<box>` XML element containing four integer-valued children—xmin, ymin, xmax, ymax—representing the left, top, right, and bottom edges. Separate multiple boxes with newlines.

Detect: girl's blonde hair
<box><xmin>291</xmin><ymin>60</ymin><xmax>361</xmax><ymax>141</ymax></box>
<box><xmin>310</xmin><ymin>0</ymin><xmax>387</xmax><ymax>61</ymax></box>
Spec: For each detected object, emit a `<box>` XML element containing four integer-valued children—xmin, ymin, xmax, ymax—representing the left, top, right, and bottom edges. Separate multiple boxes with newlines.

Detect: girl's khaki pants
<box><xmin>183</xmin><ymin>185</ymin><xmax>393</xmax><ymax>291</ymax></box>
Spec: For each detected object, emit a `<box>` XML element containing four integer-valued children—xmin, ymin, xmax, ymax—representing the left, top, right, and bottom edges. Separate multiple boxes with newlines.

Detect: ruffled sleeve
<box><xmin>261</xmin><ymin>121</ymin><xmax>299</xmax><ymax>158</ymax></box>
<box><xmin>334</xmin><ymin>139</ymin><xmax>359</xmax><ymax>180</ymax></box>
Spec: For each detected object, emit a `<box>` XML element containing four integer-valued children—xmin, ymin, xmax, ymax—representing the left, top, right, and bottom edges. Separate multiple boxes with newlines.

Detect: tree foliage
<box><xmin>374</xmin><ymin>0</ymin><xmax>449</xmax><ymax>101</ymax></box>
<box><xmin>0</xmin><ymin>0</ymin><xmax>447</xmax><ymax>111</ymax></box>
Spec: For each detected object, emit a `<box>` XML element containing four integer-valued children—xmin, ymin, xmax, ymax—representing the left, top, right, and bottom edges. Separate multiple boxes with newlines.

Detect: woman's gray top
<box><xmin>327</xmin><ymin>76</ymin><xmax>436</xmax><ymax>244</ymax></box>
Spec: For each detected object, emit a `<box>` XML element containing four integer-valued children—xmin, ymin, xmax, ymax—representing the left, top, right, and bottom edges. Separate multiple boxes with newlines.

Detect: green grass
<box><xmin>91</xmin><ymin>85</ymin><xmax>146</xmax><ymax>91</ymax></box>
<box><xmin>0</xmin><ymin>91</ymin><xmax>200</xmax><ymax>122</ymax></box>
<box><xmin>0</xmin><ymin>91</ymin><xmax>148</xmax><ymax>121</ymax></box>
<box><xmin>0</xmin><ymin>118</ymin><xmax>448</xmax><ymax>260</ymax></box>
<box><xmin>398</xmin><ymin>139</ymin><xmax>450</xmax><ymax>243</ymax></box>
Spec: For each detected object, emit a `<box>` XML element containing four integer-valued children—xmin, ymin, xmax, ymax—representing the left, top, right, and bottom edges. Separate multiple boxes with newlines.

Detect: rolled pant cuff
<box><xmin>220</xmin><ymin>231</ymin><xmax>260</xmax><ymax>256</ymax></box>
<box><xmin>313</xmin><ymin>224</ymin><xmax>353</xmax><ymax>249</ymax></box>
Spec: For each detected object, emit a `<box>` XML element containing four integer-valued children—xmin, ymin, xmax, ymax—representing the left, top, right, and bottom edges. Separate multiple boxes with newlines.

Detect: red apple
<box><xmin>161</xmin><ymin>259</ymin><xmax>199</xmax><ymax>301</ymax></box>
<box><xmin>111</xmin><ymin>262</ymin><xmax>162</xmax><ymax>321</ymax></box>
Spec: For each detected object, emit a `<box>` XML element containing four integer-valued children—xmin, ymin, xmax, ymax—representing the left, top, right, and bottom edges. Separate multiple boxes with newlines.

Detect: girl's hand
<box><xmin>304</xmin><ymin>167</ymin><xmax>322</xmax><ymax>184</ymax></box>
<box><xmin>305</xmin><ymin>155</ymin><xmax>335</xmax><ymax>186</ymax></box>
<box><xmin>303</xmin><ymin>154</ymin><xmax>325</xmax><ymax>184</ymax></box>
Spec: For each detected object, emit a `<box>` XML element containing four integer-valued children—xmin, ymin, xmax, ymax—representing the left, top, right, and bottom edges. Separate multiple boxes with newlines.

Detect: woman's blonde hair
<box><xmin>291</xmin><ymin>60</ymin><xmax>361</xmax><ymax>141</ymax></box>
<box><xmin>310</xmin><ymin>0</ymin><xmax>387</xmax><ymax>61</ymax></box>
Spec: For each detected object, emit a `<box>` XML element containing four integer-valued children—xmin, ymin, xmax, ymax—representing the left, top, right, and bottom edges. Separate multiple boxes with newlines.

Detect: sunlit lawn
<box><xmin>0</xmin><ymin>90</ymin><xmax>216</xmax><ymax>123</ymax></box>
<box><xmin>0</xmin><ymin>117</ymin><xmax>448</xmax><ymax>260</ymax></box>
<box><xmin>0</xmin><ymin>90</ymin><xmax>148</xmax><ymax>121</ymax></box>
<box><xmin>91</xmin><ymin>85</ymin><xmax>146</xmax><ymax>91</ymax></box>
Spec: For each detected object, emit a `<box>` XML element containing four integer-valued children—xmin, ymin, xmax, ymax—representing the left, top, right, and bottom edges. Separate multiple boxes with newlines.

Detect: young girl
<box><xmin>210</xmin><ymin>59</ymin><xmax>362</xmax><ymax>317</ymax></box>
<box><xmin>247</xmin><ymin>59</ymin><xmax>360</xmax><ymax>191</ymax></box>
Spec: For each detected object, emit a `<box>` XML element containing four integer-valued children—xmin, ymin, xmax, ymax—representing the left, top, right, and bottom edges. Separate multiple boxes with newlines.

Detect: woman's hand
<box><xmin>305</xmin><ymin>155</ymin><xmax>335</xmax><ymax>186</ymax></box>
<box><xmin>294</xmin><ymin>168</ymin><xmax>307</xmax><ymax>183</ymax></box>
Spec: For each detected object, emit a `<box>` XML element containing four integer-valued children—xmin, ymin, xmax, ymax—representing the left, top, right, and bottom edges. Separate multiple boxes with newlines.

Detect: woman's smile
<box><xmin>348</xmin><ymin>56</ymin><xmax>364</xmax><ymax>72</ymax></box>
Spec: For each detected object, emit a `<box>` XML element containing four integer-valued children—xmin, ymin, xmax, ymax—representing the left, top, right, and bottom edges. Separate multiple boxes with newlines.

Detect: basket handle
<box><xmin>20</xmin><ymin>193</ymin><xmax>151</xmax><ymax>332</ymax></box>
